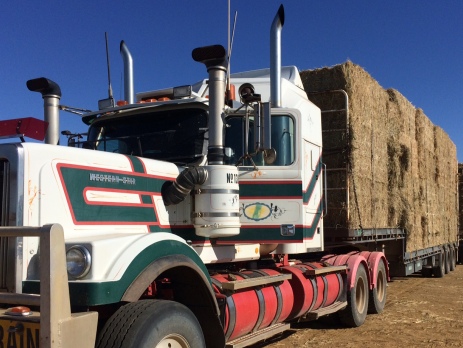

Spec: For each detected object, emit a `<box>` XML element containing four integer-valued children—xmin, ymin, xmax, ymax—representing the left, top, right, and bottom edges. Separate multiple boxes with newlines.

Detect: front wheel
<box><xmin>338</xmin><ymin>263</ymin><xmax>369</xmax><ymax>327</ymax></box>
<box><xmin>96</xmin><ymin>300</ymin><xmax>206</xmax><ymax>348</ymax></box>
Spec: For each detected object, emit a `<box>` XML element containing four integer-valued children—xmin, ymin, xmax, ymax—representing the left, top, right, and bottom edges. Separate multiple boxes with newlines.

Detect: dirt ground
<box><xmin>251</xmin><ymin>265</ymin><xmax>463</xmax><ymax>347</ymax></box>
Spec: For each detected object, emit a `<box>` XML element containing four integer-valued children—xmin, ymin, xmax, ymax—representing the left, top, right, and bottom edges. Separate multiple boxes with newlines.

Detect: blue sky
<box><xmin>1</xmin><ymin>1</ymin><xmax>462</xmax><ymax>160</ymax></box>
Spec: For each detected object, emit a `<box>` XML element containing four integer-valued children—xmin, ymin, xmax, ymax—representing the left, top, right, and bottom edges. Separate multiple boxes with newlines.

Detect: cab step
<box><xmin>304</xmin><ymin>265</ymin><xmax>347</xmax><ymax>276</ymax></box>
<box><xmin>225</xmin><ymin>322</ymin><xmax>290</xmax><ymax>348</ymax></box>
<box><xmin>221</xmin><ymin>274</ymin><xmax>292</xmax><ymax>291</ymax></box>
<box><xmin>301</xmin><ymin>300</ymin><xmax>348</xmax><ymax>321</ymax></box>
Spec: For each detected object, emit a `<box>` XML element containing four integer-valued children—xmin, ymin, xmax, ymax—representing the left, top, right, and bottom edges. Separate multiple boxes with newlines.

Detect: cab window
<box><xmin>224</xmin><ymin>114</ymin><xmax>294</xmax><ymax>166</ymax></box>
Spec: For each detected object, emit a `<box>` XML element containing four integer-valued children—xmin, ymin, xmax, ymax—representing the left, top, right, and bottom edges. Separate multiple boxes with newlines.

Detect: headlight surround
<box><xmin>66</xmin><ymin>245</ymin><xmax>91</xmax><ymax>279</ymax></box>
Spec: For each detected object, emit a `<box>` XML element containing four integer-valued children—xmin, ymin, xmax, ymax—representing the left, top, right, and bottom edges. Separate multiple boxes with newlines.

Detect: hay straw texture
<box><xmin>459</xmin><ymin>164</ymin><xmax>463</xmax><ymax>239</ymax></box>
<box><xmin>301</xmin><ymin>62</ymin><xmax>458</xmax><ymax>251</ymax></box>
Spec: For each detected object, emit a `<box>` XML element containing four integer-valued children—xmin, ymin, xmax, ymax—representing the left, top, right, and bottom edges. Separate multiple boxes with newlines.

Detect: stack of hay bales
<box><xmin>300</xmin><ymin>62</ymin><xmax>458</xmax><ymax>251</ymax></box>
<box><xmin>458</xmin><ymin>164</ymin><xmax>463</xmax><ymax>239</ymax></box>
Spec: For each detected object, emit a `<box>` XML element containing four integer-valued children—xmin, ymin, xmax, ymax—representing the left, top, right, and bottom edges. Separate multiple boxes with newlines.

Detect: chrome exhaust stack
<box><xmin>120</xmin><ymin>40</ymin><xmax>134</xmax><ymax>104</ymax></box>
<box><xmin>270</xmin><ymin>4</ymin><xmax>285</xmax><ymax>108</ymax></box>
<box><xmin>27</xmin><ymin>77</ymin><xmax>62</xmax><ymax>145</ymax></box>
<box><xmin>192</xmin><ymin>44</ymin><xmax>228</xmax><ymax>164</ymax></box>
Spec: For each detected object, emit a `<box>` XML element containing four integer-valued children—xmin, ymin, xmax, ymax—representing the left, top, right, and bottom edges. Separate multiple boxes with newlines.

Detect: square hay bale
<box><xmin>458</xmin><ymin>164</ymin><xmax>463</xmax><ymax>238</ymax></box>
<box><xmin>301</xmin><ymin>62</ymin><xmax>458</xmax><ymax>251</ymax></box>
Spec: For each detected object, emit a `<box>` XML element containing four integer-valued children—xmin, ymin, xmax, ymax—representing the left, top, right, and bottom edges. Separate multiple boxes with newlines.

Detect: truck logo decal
<box><xmin>241</xmin><ymin>202</ymin><xmax>287</xmax><ymax>221</ymax></box>
<box><xmin>89</xmin><ymin>173</ymin><xmax>136</xmax><ymax>185</ymax></box>
<box><xmin>223</xmin><ymin>198</ymin><xmax>322</xmax><ymax>243</ymax></box>
<box><xmin>242</xmin><ymin>202</ymin><xmax>272</xmax><ymax>221</ymax></box>
<box><xmin>57</xmin><ymin>161</ymin><xmax>172</xmax><ymax>227</ymax></box>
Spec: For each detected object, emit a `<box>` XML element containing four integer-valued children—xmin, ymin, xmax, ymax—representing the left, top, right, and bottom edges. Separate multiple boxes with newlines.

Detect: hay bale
<box><xmin>301</xmin><ymin>62</ymin><xmax>458</xmax><ymax>251</ymax></box>
<box><xmin>386</xmin><ymin>89</ymin><xmax>419</xmax><ymax>249</ymax></box>
<box><xmin>459</xmin><ymin>164</ymin><xmax>463</xmax><ymax>239</ymax></box>
<box><xmin>433</xmin><ymin>126</ymin><xmax>458</xmax><ymax>244</ymax></box>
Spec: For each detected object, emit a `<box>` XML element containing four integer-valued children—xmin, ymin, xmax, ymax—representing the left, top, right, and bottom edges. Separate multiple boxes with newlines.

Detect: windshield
<box><xmin>87</xmin><ymin>107</ymin><xmax>208</xmax><ymax>165</ymax></box>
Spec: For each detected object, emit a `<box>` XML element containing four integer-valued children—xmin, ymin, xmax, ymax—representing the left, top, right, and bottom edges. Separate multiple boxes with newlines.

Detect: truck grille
<box><xmin>0</xmin><ymin>159</ymin><xmax>9</xmax><ymax>289</ymax></box>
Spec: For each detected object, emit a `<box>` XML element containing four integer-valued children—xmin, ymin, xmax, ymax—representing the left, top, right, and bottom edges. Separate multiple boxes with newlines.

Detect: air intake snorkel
<box><xmin>192</xmin><ymin>45</ymin><xmax>228</xmax><ymax>165</ymax></box>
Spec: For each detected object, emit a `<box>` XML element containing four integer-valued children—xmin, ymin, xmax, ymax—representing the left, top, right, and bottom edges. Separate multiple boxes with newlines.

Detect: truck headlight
<box><xmin>66</xmin><ymin>245</ymin><xmax>91</xmax><ymax>279</ymax></box>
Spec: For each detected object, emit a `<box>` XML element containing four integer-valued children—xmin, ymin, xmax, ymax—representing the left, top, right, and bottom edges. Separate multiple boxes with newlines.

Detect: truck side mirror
<box><xmin>254</xmin><ymin>102</ymin><xmax>272</xmax><ymax>152</ymax></box>
<box><xmin>263</xmin><ymin>148</ymin><xmax>277</xmax><ymax>165</ymax></box>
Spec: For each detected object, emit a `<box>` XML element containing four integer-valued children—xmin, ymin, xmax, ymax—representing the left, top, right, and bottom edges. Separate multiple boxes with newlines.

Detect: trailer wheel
<box><xmin>449</xmin><ymin>246</ymin><xmax>456</xmax><ymax>271</ymax></box>
<box><xmin>368</xmin><ymin>258</ymin><xmax>386</xmax><ymax>314</ymax></box>
<box><xmin>433</xmin><ymin>251</ymin><xmax>445</xmax><ymax>278</ymax></box>
<box><xmin>444</xmin><ymin>246</ymin><xmax>451</xmax><ymax>274</ymax></box>
<box><xmin>338</xmin><ymin>263</ymin><xmax>369</xmax><ymax>327</ymax></box>
<box><xmin>96</xmin><ymin>300</ymin><xmax>205</xmax><ymax>348</ymax></box>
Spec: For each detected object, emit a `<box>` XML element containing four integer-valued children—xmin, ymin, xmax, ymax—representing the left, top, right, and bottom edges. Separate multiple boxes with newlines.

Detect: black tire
<box><xmin>453</xmin><ymin>246</ymin><xmax>457</xmax><ymax>269</ymax></box>
<box><xmin>449</xmin><ymin>246</ymin><xmax>456</xmax><ymax>271</ymax></box>
<box><xmin>444</xmin><ymin>246</ymin><xmax>451</xmax><ymax>274</ymax></box>
<box><xmin>338</xmin><ymin>263</ymin><xmax>369</xmax><ymax>327</ymax></box>
<box><xmin>449</xmin><ymin>245</ymin><xmax>457</xmax><ymax>272</ymax></box>
<box><xmin>433</xmin><ymin>251</ymin><xmax>445</xmax><ymax>278</ymax></box>
<box><xmin>368</xmin><ymin>259</ymin><xmax>387</xmax><ymax>314</ymax></box>
<box><xmin>96</xmin><ymin>300</ymin><xmax>206</xmax><ymax>348</ymax></box>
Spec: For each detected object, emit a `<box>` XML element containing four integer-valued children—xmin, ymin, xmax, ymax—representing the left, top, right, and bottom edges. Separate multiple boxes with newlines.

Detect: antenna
<box><xmin>227</xmin><ymin>11</ymin><xmax>237</xmax><ymax>76</ymax></box>
<box><xmin>98</xmin><ymin>33</ymin><xmax>116</xmax><ymax>109</ymax></box>
<box><xmin>105</xmin><ymin>32</ymin><xmax>115</xmax><ymax>105</ymax></box>
<box><xmin>226</xmin><ymin>0</ymin><xmax>237</xmax><ymax>105</ymax></box>
<box><xmin>227</xmin><ymin>0</ymin><xmax>231</xmax><ymax>70</ymax></box>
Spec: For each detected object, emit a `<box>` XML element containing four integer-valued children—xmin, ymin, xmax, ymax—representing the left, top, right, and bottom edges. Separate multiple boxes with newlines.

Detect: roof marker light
<box><xmin>6</xmin><ymin>306</ymin><xmax>32</xmax><ymax>316</ymax></box>
<box><xmin>173</xmin><ymin>85</ymin><xmax>192</xmax><ymax>98</ymax></box>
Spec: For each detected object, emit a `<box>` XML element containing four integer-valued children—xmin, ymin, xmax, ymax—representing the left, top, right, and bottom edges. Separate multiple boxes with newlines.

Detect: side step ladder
<box><xmin>226</xmin><ymin>323</ymin><xmax>290</xmax><ymax>348</ymax></box>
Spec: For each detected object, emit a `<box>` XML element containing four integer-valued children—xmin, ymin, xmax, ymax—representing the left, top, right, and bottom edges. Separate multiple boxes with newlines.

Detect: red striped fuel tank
<box><xmin>211</xmin><ymin>269</ymin><xmax>294</xmax><ymax>341</ymax></box>
<box><xmin>280</xmin><ymin>262</ymin><xmax>344</xmax><ymax>319</ymax></box>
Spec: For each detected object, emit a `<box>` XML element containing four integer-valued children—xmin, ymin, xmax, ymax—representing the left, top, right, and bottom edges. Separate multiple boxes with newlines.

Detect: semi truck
<box><xmin>0</xmin><ymin>4</ymin><xmax>458</xmax><ymax>348</ymax></box>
